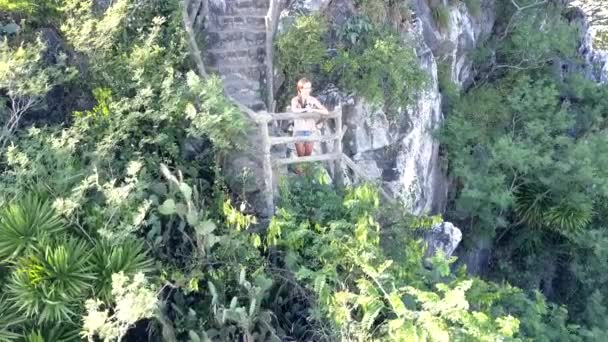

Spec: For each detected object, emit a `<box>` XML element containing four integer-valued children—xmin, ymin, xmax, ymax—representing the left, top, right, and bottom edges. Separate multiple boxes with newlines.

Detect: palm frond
<box><xmin>23</xmin><ymin>325</ymin><xmax>80</xmax><ymax>342</ymax></box>
<box><xmin>91</xmin><ymin>238</ymin><xmax>155</xmax><ymax>302</ymax></box>
<box><xmin>545</xmin><ymin>198</ymin><xmax>593</xmax><ymax>233</ymax></box>
<box><xmin>513</xmin><ymin>183</ymin><xmax>552</xmax><ymax>228</ymax></box>
<box><xmin>0</xmin><ymin>296</ymin><xmax>25</xmax><ymax>341</ymax></box>
<box><xmin>6</xmin><ymin>238</ymin><xmax>95</xmax><ymax>324</ymax></box>
<box><xmin>0</xmin><ymin>195</ymin><xmax>65</xmax><ymax>262</ymax></box>
<box><xmin>515</xmin><ymin>183</ymin><xmax>593</xmax><ymax>233</ymax></box>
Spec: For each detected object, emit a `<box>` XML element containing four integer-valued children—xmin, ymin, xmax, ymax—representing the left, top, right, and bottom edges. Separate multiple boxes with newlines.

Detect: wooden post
<box><xmin>334</xmin><ymin>106</ymin><xmax>344</xmax><ymax>187</ymax></box>
<box><xmin>260</xmin><ymin>119</ymin><xmax>274</xmax><ymax>216</ymax></box>
<box><xmin>265</xmin><ymin>0</ymin><xmax>278</xmax><ymax>111</ymax></box>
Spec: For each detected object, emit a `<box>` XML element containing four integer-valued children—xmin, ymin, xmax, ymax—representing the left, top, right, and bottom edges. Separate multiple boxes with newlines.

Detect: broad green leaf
<box><xmin>180</xmin><ymin>183</ymin><xmax>192</xmax><ymax>201</ymax></box>
<box><xmin>196</xmin><ymin>220</ymin><xmax>216</xmax><ymax>236</ymax></box>
<box><xmin>2</xmin><ymin>23</ymin><xmax>20</xmax><ymax>34</ymax></box>
<box><xmin>186</xmin><ymin>211</ymin><xmax>199</xmax><ymax>226</ymax></box>
<box><xmin>188</xmin><ymin>331</ymin><xmax>201</xmax><ymax>342</ymax></box>
<box><xmin>158</xmin><ymin>199</ymin><xmax>176</xmax><ymax>215</ymax></box>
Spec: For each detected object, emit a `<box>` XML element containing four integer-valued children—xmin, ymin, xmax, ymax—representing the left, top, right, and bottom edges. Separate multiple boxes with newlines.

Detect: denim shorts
<box><xmin>294</xmin><ymin>130</ymin><xmax>313</xmax><ymax>137</ymax></box>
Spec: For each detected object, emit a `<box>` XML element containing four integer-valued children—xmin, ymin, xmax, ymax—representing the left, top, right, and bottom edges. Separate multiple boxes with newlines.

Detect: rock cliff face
<box><xmin>574</xmin><ymin>2</ymin><xmax>608</xmax><ymax>83</ymax></box>
<box><xmin>335</xmin><ymin>0</ymin><xmax>495</xmax><ymax>215</ymax></box>
<box><xmin>339</xmin><ymin>19</ymin><xmax>446</xmax><ymax>215</ymax></box>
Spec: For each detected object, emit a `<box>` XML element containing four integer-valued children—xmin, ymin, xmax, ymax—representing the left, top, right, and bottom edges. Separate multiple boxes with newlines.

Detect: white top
<box><xmin>293</xmin><ymin>117</ymin><xmax>316</xmax><ymax>131</ymax></box>
<box><xmin>292</xmin><ymin>97</ymin><xmax>316</xmax><ymax>132</ymax></box>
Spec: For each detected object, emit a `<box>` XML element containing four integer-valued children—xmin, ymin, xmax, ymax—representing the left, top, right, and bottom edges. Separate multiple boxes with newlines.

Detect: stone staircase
<box><xmin>205</xmin><ymin>0</ymin><xmax>270</xmax><ymax>111</ymax></box>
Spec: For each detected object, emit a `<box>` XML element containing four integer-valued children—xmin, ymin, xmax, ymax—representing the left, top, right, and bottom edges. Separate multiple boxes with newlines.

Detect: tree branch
<box><xmin>182</xmin><ymin>0</ymin><xmax>208</xmax><ymax>79</ymax></box>
<box><xmin>510</xmin><ymin>0</ymin><xmax>547</xmax><ymax>12</ymax></box>
<box><xmin>501</xmin><ymin>0</ymin><xmax>547</xmax><ymax>39</ymax></box>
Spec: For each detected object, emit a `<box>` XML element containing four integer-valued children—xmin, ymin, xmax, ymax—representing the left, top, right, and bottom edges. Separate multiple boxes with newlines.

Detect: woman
<box><xmin>290</xmin><ymin>78</ymin><xmax>329</xmax><ymax>157</ymax></box>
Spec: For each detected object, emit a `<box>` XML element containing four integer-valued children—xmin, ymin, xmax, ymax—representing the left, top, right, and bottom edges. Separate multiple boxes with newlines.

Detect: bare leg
<box><xmin>304</xmin><ymin>142</ymin><xmax>314</xmax><ymax>156</ymax></box>
<box><xmin>295</xmin><ymin>142</ymin><xmax>306</xmax><ymax>157</ymax></box>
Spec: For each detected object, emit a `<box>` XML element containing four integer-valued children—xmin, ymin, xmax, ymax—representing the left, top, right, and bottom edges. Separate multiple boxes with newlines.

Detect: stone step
<box><xmin>206</xmin><ymin>41</ymin><xmax>266</xmax><ymax>51</ymax></box>
<box><xmin>211</xmin><ymin>65</ymin><xmax>265</xmax><ymax>80</ymax></box>
<box><xmin>233</xmin><ymin>0</ymin><xmax>269</xmax><ymax>9</ymax></box>
<box><xmin>208</xmin><ymin>53</ymin><xmax>265</xmax><ymax>67</ymax></box>
<box><xmin>214</xmin><ymin>15</ymin><xmax>266</xmax><ymax>30</ymax></box>
<box><xmin>223</xmin><ymin>82</ymin><xmax>260</xmax><ymax>94</ymax></box>
<box><xmin>206</xmin><ymin>46</ymin><xmax>266</xmax><ymax>63</ymax></box>
<box><xmin>206</xmin><ymin>44</ymin><xmax>266</xmax><ymax>55</ymax></box>
<box><xmin>207</xmin><ymin>54</ymin><xmax>265</xmax><ymax>68</ymax></box>
<box><xmin>224</xmin><ymin>7</ymin><xmax>268</xmax><ymax>16</ymax></box>
<box><xmin>206</xmin><ymin>30</ymin><xmax>266</xmax><ymax>40</ymax></box>
<box><xmin>206</xmin><ymin>28</ymin><xmax>266</xmax><ymax>35</ymax></box>
<box><xmin>223</xmin><ymin>0</ymin><xmax>269</xmax><ymax>11</ymax></box>
<box><xmin>205</xmin><ymin>30</ymin><xmax>266</xmax><ymax>47</ymax></box>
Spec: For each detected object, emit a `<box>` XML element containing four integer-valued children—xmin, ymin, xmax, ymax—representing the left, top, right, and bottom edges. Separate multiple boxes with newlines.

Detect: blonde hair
<box><xmin>296</xmin><ymin>78</ymin><xmax>311</xmax><ymax>94</ymax></box>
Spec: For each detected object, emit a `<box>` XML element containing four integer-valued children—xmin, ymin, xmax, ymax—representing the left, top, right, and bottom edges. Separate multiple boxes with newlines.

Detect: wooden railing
<box><xmin>257</xmin><ymin>109</ymin><xmax>343</xmax><ymax>215</ymax></box>
<box><xmin>257</xmin><ymin>109</ymin><xmax>396</xmax><ymax>215</ymax></box>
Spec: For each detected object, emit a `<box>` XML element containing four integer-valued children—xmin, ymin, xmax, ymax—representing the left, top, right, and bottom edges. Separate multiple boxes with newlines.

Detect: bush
<box><xmin>276</xmin><ymin>14</ymin><xmax>328</xmax><ymax>105</ymax></box>
<box><xmin>326</xmin><ymin>33</ymin><xmax>427</xmax><ymax>119</ymax></box>
<box><xmin>464</xmin><ymin>0</ymin><xmax>482</xmax><ymax>17</ymax></box>
<box><xmin>276</xmin><ymin>13</ymin><xmax>426</xmax><ymax>120</ymax></box>
<box><xmin>431</xmin><ymin>5</ymin><xmax>451</xmax><ymax>31</ymax></box>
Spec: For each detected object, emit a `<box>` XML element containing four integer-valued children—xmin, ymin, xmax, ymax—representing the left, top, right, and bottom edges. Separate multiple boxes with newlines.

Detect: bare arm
<box><xmin>310</xmin><ymin>97</ymin><xmax>329</xmax><ymax>115</ymax></box>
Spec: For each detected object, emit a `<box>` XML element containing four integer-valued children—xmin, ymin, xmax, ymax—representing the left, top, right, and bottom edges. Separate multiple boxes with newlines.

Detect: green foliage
<box><xmin>326</xmin><ymin>32</ymin><xmax>426</xmax><ymax>118</ymax></box>
<box><xmin>0</xmin><ymin>36</ymin><xmax>74</xmax><ymax>147</ymax></box>
<box><xmin>82</xmin><ymin>272</ymin><xmax>158</xmax><ymax>341</ymax></box>
<box><xmin>0</xmin><ymin>296</ymin><xmax>25</xmax><ymax>341</ymax></box>
<box><xmin>573</xmin><ymin>0</ymin><xmax>608</xmax><ymax>49</ymax></box>
<box><xmin>463</xmin><ymin>0</ymin><xmax>482</xmax><ymax>17</ymax></box>
<box><xmin>441</xmin><ymin>73</ymin><xmax>608</xmax><ymax>235</ymax></box>
<box><xmin>1</xmin><ymin>0</ymin><xmax>604</xmax><ymax>340</ymax></box>
<box><xmin>441</xmin><ymin>3</ymin><xmax>608</xmax><ymax>337</ymax></box>
<box><xmin>91</xmin><ymin>239</ymin><xmax>155</xmax><ymax>302</ymax></box>
<box><xmin>335</xmin><ymin>15</ymin><xmax>374</xmax><ymax>48</ymax></box>
<box><xmin>355</xmin><ymin>0</ymin><xmax>412</xmax><ymax>28</ymax></box>
<box><xmin>437</xmin><ymin>61</ymin><xmax>460</xmax><ymax>112</ymax></box>
<box><xmin>0</xmin><ymin>0</ymin><xmax>60</xmax><ymax>22</ymax></box>
<box><xmin>431</xmin><ymin>4</ymin><xmax>451</xmax><ymax>31</ymax></box>
<box><xmin>268</xmin><ymin>177</ymin><xmax>522</xmax><ymax>340</ymax></box>
<box><xmin>185</xmin><ymin>72</ymin><xmax>248</xmax><ymax>151</ymax></box>
<box><xmin>501</xmin><ymin>6</ymin><xmax>578</xmax><ymax>64</ymax></box>
<box><xmin>467</xmin><ymin>279</ymin><xmax>581</xmax><ymax>340</ymax></box>
<box><xmin>476</xmin><ymin>4</ymin><xmax>578</xmax><ymax>75</ymax></box>
<box><xmin>276</xmin><ymin>13</ymin><xmax>426</xmax><ymax>119</ymax></box>
<box><xmin>276</xmin><ymin>14</ymin><xmax>328</xmax><ymax>95</ymax></box>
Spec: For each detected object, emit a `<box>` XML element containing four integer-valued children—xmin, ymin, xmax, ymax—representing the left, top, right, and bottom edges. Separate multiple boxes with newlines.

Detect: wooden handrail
<box><xmin>270</xmin><ymin>133</ymin><xmax>340</xmax><ymax>146</ymax></box>
<box><xmin>259</xmin><ymin>110</ymin><xmax>340</xmax><ymax>123</ymax></box>
<box><xmin>274</xmin><ymin>153</ymin><xmax>341</xmax><ymax>166</ymax></box>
